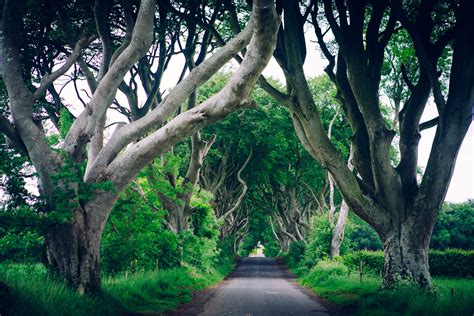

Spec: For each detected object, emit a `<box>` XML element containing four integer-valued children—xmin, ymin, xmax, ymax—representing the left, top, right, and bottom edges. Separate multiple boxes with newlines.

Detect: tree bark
<box><xmin>45</xmin><ymin>190</ymin><xmax>117</xmax><ymax>294</ymax></box>
<box><xmin>380</xmin><ymin>216</ymin><xmax>432</xmax><ymax>289</ymax></box>
<box><xmin>329</xmin><ymin>200</ymin><xmax>348</xmax><ymax>259</ymax></box>
<box><xmin>46</xmin><ymin>210</ymin><xmax>102</xmax><ymax>294</ymax></box>
<box><xmin>330</xmin><ymin>145</ymin><xmax>353</xmax><ymax>258</ymax></box>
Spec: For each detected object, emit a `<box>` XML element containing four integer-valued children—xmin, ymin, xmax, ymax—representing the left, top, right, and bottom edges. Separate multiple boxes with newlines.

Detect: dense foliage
<box><xmin>343</xmin><ymin>249</ymin><xmax>474</xmax><ymax>277</ymax></box>
<box><xmin>430</xmin><ymin>202</ymin><xmax>474</xmax><ymax>250</ymax></box>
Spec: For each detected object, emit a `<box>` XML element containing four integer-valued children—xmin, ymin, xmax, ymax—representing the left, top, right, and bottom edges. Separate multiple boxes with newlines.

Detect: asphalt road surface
<box><xmin>198</xmin><ymin>257</ymin><xmax>330</xmax><ymax>316</ymax></box>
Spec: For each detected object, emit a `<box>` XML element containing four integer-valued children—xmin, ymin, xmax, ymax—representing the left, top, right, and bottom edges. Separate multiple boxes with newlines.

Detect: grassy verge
<box><xmin>0</xmin><ymin>260</ymin><xmax>233</xmax><ymax>315</ymax></box>
<box><xmin>101</xmin><ymin>262</ymin><xmax>233</xmax><ymax>314</ymax></box>
<box><xmin>300</xmin><ymin>271</ymin><xmax>474</xmax><ymax>316</ymax></box>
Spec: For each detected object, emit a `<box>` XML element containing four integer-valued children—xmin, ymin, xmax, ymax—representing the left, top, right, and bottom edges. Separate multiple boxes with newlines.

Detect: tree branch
<box><xmin>33</xmin><ymin>36</ymin><xmax>95</xmax><ymax>100</ymax></box>
<box><xmin>219</xmin><ymin>148</ymin><xmax>252</xmax><ymax>220</ymax></box>
<box><xmin>104</xmin><ymin>0</ymin><xmax>280</xmax><ymax>192</ymax></box>
<box><xmin>64</xmin><ymin>0</ymin><xmax>156</xmax><ymax>160</ymax></box>
<box><xmin>0</xmin><ymin>115</ymin><xmax>27</xmax><ymax>154</ymax></box>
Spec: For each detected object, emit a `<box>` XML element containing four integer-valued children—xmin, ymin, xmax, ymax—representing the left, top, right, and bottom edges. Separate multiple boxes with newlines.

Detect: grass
<box><xmin>101</xmin><ymin>263</ymin><xmax>233</xmax><ymax>314</ymax></box>
<box><xmin>0</xmin><ymin>260</ymin><xmax>234</xmax><ymax>315</ymax></box>
<box><xmin>300</xmin><ymin>271</ymin><xmax>474</xmax><ymax>316</ymax></box>
<box><xmin>301</xmin><ymin>271</ymin><xmax>381</xmax><ymax>306</ymax></box>
<box><xmin>0</xmin><ymin>264</ymin><xmax>114</xmax><ymax>316</ymax></box>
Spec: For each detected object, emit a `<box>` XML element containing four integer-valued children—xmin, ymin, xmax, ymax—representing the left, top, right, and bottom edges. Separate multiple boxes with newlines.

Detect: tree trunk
<box><xmin>45</xmin><ymin>206</ymin><xmax>104</xmax><ymax>294</ymax></box>
<box><xmin>44</xmin><ymin>191</ymin><xmax>116</xmax><ymax>294</ymax></box>
<box><xmin>330</xmin><ymin>145</ymin><xmax>353</xmax><ymax>259</ymax></box>
<box><xmin>329</xmin><ymin>200</ymin><xmax>348</xmax><ymax>259</ymax></box>
<box><xmin>279</xmin><ymin>235</ymin><xmax>291</xmax><ymax>253</ymax></box>
<box><xmin>167</xmin><ymin>205</ymin><xmax>189</xmax><ymax>233</ymax></box>
<box><xmin>380</xmin><ymin>216</ymin><xmax>433</xmax><ymax>289</ymax></box>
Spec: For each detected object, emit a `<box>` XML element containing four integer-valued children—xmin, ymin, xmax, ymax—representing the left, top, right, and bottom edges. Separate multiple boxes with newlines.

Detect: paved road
<box><xmin>198</xmin><ymin>257</ymin><xmax>329</xmax><ymax>316</ymax></box>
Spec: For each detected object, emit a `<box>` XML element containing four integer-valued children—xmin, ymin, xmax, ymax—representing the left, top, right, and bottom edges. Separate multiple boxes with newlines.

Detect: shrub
<box><xmin>430</xmin><ymin>202</ymin><xmax>474</xmax><ymax>250</ymax></box>
<box><xmin>101</xmin><ymin>188</ymin><xmax>181</xmax><ymax>274</ymax></box>
<box><xmin>179</xmin><ymin>230</ymin><xmax>219</xmax><ymax>271</ymax></box>
<box><xmin>345</xmin><ymin>214</ymin><xmax>382</xmax><ymax>251</ymax></box>
<box><xmin>343</xmin><ymin>250</ymin><xmax>384</xmax><ymax>274</ymax></box>
<box><xmin>0</xmin><ymin>231</ymin><xmax>44</xmax><ymax>263</ymax></box>
<box><xmin>429</xmin><ymin>249</ymin><xmax>474</xmax><ymax>277</ymax></box>
<box><xmin>343</xmin><ymin>249</ymin><xmax>474</xmax><ymax>277</ymax></box>
<box><xmin>303</xmin><ymin>259</ymin><xmax>349</xmax><ymax>284</ymax></box>
<box><xmin>302</xmin><ymin>214</ymin><xmax>333</xmax><ymax>267</ymax></box>
<box><xmin>0</xmin><ymin>206</ymin><xmax>45</xmax><ymax>263</ymax></box>
<box><xmin>285</xmin><ymin>241</ymin><xmax>306</xmax><ymax>269</ymax></box>
<box><xmin>263</xmin><ymin>239</ymin><xmax>281</xmax><ymax>257</ymax></box>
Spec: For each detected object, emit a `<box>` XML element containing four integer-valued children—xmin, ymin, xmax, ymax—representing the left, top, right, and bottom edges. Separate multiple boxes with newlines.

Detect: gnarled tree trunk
<box><xmin>46</xmin><ymin>210</ymin><xmax>101</xmax><ymax>294</ymax></box>
<box><xmin>379</xmin><ymin>210</ymin><xmax>435</xmax><ymax>289</ymax></box>
<box><xmin>45</xmin><ymin>191</ymin><xmax>117</xmax><ymax>293</ymax></box>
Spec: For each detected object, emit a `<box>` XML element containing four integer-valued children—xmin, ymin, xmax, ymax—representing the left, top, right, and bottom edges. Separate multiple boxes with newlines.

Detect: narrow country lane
<box><xmin>197</xmin><ymin>257</ymin><xmax>329</xmax><ymax>316</ymax></box>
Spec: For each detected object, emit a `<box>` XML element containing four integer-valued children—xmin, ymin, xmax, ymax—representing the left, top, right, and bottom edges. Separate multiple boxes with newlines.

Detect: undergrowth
<box><xmin>0</xmin><ymin>260</ymin><xmax>233</xmax><ymax>315</ymax></box>
<box><xmin>298</xmin><ymin>260</ymin><xmax>474</xmax><ymax>316</ymax></box>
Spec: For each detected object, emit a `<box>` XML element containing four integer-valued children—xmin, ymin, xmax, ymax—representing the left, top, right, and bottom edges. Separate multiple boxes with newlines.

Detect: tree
<box><xmin>430</xmin><ymin>202</ymin><xmax>474</xmax><ymax>250</ymax></box>
<box><xmin>0</xmin><ymin>0</ymin><xmax>279</xmax><ymax>293</ymax></box>
<box><xmin>259</xmin><ymin>0</ymin><xmax>473</xmax><ymax>289</ymax></box>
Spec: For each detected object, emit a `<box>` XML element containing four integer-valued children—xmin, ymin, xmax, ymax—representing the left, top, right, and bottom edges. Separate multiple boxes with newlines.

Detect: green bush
<box><xmin>181</xmin><ymin>199</ymin><xmax>222</xmax><ymax>271</ymax></box>
<box><xmin>429</xmin><ymin>249</ymin><xmax>474</xmax><ymax>277</ymax></box>
<box><xmin>263</xmin><ymin>238</ymin><xmax>281</xmax><ymax>257</ymax></box>
<box><xmin>0</xmin><ymin>205</ymin><xmax>45</xmax><ymax>263</ymax></box>
<box><xmin>343</xmin><ymin>249</ymin><xmax>474</xmax><ymax>277</ymax></box>
<box><xmin>302</xmin><ymin>214</ymin><xmax>334</xmax><ymax>267</ymax></box>
<box><xmin>179</xmin><ymin>230</ymin><xmax>219</xmax><ymax>270</ymax></box>
<box><xmin>346</xmin><ymin>213</ymin><xmax>382</xmax><ymax>251</ymax></box>
<box><xmin>101</xmin><ymin>187</ymin><xmax>181</xmax><ymax>274</ymax></box>
<box><xmin>285</xmin><ymin>241</ymin><xmax>306</xmax><ymax>269</ymax></box>
<box><xmin>0</xmin><ymin>231</ymin><xmax>44</xmax><ymax>263</ymax></box>
<box><xmin>303</xmin><ymin>259</ymin><xmax>349</xmax><ymax>284</ymax></box>
<box><xmin>343</xmin><ymin>250</ymin><xmax>384</xmax><ymax>274</ymax></box>
<box><xmin>430</xmin><ymin>202</ymin><xmax>474</xmax><ymax>250</ymax></box>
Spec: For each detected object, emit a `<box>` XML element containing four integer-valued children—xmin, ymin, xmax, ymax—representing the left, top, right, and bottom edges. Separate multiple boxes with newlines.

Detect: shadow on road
<box><xmin>229</xmin><ymin>257</ymin><xmax>295</xmax><ymax>279</ymax></box>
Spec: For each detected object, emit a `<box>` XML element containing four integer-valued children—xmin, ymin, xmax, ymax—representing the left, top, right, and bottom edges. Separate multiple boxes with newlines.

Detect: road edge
<box><xmin>275</xmin><ymin>257</ymin><xmax>352</xmax><ymax>316</ymax></box>
<box><xmin>163</xmin><ymin>257</ymin><xmax>242</xmax><ymax>315</ymax></box>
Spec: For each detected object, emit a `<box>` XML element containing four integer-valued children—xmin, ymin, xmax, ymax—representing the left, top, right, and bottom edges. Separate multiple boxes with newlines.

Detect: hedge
<box><xmin>343</xmin><ymin>249</ymin><xmax>474</xmax><ymax>277</ymax></box>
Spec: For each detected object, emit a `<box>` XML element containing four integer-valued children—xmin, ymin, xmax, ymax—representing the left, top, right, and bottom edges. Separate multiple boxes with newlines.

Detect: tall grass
<box><xmin>0</xmin><ymin>264</ymin><xmax>114</xmax><ymax>316</ymax></box>
<box><xmin>301</xmin><ymin>271</ymin><xmax>381</xmax><ymax>306</ymax></box>
<box><xmin>357</xmin><ymin>277</ymin><xmax>474</xmax><ymax>316</ymax></box>
<box><xmin>0</xmin><ymin>260</ymin><xmax>233</xmax><ymax>315</ymax></box>
<box><xmin>101</xmin><ymin>263</ymin><xmax>233</xmax><ymax>314</ymax></box>
<box><xmin>299</xmin><ymin>263</ymin><xmax>474</xmax><ymax>316</ymax></box>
